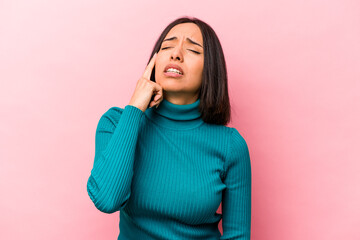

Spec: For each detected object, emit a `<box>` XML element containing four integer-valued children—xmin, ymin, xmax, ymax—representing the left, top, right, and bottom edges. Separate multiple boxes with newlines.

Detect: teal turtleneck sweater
<box><xmin>86</xmin><ymin>98</ymin><xmax>252</xmax><ymax>239</ymax></box>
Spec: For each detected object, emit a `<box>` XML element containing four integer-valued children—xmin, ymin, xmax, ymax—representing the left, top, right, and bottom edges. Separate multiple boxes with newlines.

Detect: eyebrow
<box><xmin>162</xmin><ymin>36</ymin><xmax>203</xmax><ymax>48</ymax></box>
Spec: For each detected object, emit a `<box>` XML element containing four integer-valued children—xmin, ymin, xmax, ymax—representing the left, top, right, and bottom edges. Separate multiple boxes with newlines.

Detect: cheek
<box><xmin>155</xmin><ymin>63</ymin><xmax>165</xmax><ymax>82</ymax></box>
<box><xmin>187</xmin><ymin>57</ymin><xmax>203</xmax><ymax>73</ymax></box>
<box><xmin>155</xmin><ymin>55</ymin><xmax>166</xmax><ymax>73</ymax></box>
<box><xmin>194</xmin><ymin>60</ymin><xmax>204</xmax><ymax>76</ymax></box>
<box><xmin>155</xmin><ymin>62</ymin><xmax>161</xmax><ymax>75</ymax></box>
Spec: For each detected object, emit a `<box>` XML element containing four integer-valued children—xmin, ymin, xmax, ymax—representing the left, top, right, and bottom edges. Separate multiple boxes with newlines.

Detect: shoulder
<box><xmin>97</xmin><ymin>105</ymin><xmax>144</xmax><ymax>129</ymax></box>
<box><xmin>220</xmin><ymin>126</ymin><xmax>251</xmax><ymax>180</ymax></box>
<box><xmin>230</xmin><ymin>127</ymin><xmax>249</xmax><ymax>151</ymax></box>
<box><xmin>202</xmin><ymin>124</ymin><xmax>250</xmax><ymax>157</ymax></box>
<box><xmin>201</xmin><ymin>122</ymin><xmax>233</xmax><ymax>135</ymax></box>
<box><xmin>104</xmin><ymin>106</ymin><xmax>124</xmax><ymax>119</ymax></box>
<box><xmin>97</xmin><ymin>106</ymin><xmax>125</xmax><ymax>129</ymax></box>
<box><xmin>226</xmin><ymin>127</ymin><xmax>250</xmax><ymax>165</ymax></box>
<box><xmin>206</xmin><ymin>125</ymin><xmax>248</xmax><ymax>146</ymax></box>
<box><xmin>105</xmin><ymin>106</ymin><xmax>124</xmax><ymax>119</ymax></box>
<box><xmin>199</xmin><ymin>124</ymin><xmax>248</xmax><ymax>150</ymax></box>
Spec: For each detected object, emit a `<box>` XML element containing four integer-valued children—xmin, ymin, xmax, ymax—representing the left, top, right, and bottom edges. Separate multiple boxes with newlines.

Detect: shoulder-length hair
<box><xmin>148</xmin><ymin>16</ymin><xmax>231</xmax><ymax>126</ymax></box>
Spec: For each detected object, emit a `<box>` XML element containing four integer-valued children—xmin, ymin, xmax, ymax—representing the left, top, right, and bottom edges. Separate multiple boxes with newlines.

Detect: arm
<box><xmin>220</xmin><ymin>128</ymin><xmax>252</xmax><ymax>239</ymax></box>
<box><xmin>86</xmin><ymin>105</ymin><xmax>144</xmax><ymax>214</ymax></box>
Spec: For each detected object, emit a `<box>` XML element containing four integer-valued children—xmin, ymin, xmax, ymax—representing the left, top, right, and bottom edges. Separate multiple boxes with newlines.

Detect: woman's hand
<box><xmin>128</xmin><ymin>52</ymin><xmax>164</xmax><ymax>112</ymax></box>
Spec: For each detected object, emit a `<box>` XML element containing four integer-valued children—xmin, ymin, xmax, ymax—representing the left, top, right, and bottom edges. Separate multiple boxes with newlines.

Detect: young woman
<box><xmin>87</xmin><ymin>16</ymin><xmax>252</xmax><ymax>240</ymax></box>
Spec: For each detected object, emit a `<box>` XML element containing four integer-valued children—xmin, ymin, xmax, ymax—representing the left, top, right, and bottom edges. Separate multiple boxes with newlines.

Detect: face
<box><xmin>155</xmin><ymin>23</ymin><xmax>204</xmax><ymax>99</ymax></box>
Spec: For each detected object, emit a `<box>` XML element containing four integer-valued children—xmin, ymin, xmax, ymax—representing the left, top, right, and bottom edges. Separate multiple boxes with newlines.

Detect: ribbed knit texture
<box><xmin>87</xmin><ymin>98</ymin><xmax>252</xmax><ymax>240</ymax></box>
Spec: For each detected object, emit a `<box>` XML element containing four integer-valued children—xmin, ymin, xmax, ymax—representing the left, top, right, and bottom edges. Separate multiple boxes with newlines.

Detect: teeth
<box><xmin>166</xmin><ymin>68</ymin><xmax>182</xmax><ymax>74</ymax></box>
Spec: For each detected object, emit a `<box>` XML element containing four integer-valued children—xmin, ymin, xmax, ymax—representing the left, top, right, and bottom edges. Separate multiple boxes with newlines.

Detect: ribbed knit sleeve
<box><xmin>220</xmin><ymin>128</ymin><xmax>252</xmax><ymax>240</ymax></box>
<box><xmin>87</xmin><ymin>105</ymin><xmax>144</xmax><ymax>214</ymax></box>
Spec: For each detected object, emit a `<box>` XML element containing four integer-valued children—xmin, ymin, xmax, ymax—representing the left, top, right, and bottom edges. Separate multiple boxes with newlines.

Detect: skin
<box><xmin>128</xmin><ymin>52</ymin><xmax>163</xmax><ymax>112</ymax></box>
<box><xmin>128</xmin><ymin>23</ymin><xmax>204</xmax><ymax>111</ymax></box>
<box><xmin>154</xmin><ymin>23</ymin><xmax>204</xmax><ymax>105</ymax></box>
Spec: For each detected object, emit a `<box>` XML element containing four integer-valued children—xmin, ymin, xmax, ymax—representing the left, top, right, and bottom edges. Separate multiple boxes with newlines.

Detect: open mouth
<box><xmin>164</xmin><ymin>64</ymin><xmax>184</xmax><ymax>77</ymax></box>
<box><xmin>164</xmin><ymin>70</ymin><xmax>183</xmax><ymax>77</ymax></box>
<box><xmin>165</xmin><ymin>68</ymin><xmax>183</xmax><ymax>75</ymax></box>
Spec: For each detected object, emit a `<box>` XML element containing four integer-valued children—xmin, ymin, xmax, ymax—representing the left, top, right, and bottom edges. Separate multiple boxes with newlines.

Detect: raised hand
<box><xmin>128</xmin><ymin>52</ymin><xmax>164</xmax><ymax>112</ymax></box>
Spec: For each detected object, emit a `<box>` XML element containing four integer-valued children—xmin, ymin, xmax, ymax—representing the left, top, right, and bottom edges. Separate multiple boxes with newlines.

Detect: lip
<box><xmin>164</xmin><ymin>64</ymin><xmax>184</xmax><ymax>76</ymax></box>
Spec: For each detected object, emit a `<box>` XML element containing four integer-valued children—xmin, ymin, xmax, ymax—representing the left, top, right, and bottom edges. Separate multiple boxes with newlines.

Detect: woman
<box><xmin>87</xmin><ymin>16</ymin><xmax>252</xmax><ymax>240</ymax></box>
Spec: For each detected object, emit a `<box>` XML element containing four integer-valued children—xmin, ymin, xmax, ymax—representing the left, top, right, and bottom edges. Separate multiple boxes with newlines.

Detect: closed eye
<box><xmin>189</xmin><ymin>49</ymin><xmax>200</xmax><ymax>54</ymax></box>
<box><xmin>160</xmin><ymin>47</ymin><xmax>200</xmax><ymax>54</ymax></box>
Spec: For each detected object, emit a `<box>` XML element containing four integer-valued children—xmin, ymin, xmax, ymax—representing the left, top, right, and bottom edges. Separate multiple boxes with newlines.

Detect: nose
<box><xmin>170</xmin><ymin>43</ymin><xmax>184</xmax><ymax>62</ymax></box>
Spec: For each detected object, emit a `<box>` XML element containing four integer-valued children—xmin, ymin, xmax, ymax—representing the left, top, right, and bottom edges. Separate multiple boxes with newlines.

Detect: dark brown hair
<box><xmin>148</xmin><ymin>16</ymin><xmax>231</xmax><ymax>126</ymax></box>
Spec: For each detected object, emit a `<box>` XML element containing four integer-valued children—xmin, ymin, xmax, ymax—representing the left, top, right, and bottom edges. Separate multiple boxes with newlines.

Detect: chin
<box><xmin>159</xmin><ymin>82</ymin><xmax>186</xmax><ymax>91</ymax></box>
<box><xmin>156</xmin><ymin>76</ymin><xmax>181</xmax><ymax>85</ymax></box>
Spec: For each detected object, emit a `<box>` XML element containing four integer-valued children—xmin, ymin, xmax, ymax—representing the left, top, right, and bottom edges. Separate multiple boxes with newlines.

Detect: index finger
<box><xmin>143</xmin><ymin>52</ymin><xmax>157</xmax><ymax>79</ymax></box>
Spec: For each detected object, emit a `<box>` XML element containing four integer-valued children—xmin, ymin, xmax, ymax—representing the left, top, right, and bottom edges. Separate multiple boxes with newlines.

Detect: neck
<box><xmin>162</xmin><ymin>92</ymin><xmax>199</xmax><ymax>105</ymax></box>
<box><xmin>144</xmin><ymin>98</ymin><xmax>204</xmax><ymax>130</ymax></box>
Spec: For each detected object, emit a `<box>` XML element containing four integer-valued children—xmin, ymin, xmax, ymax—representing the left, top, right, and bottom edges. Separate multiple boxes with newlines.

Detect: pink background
<box><xmin>1</xmin><ymin>0</ymin><xmax>359</xmax><ymax>239</ymax></box>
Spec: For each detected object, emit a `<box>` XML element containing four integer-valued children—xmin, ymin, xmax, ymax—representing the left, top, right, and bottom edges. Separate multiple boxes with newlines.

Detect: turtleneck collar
<box><xmin>144</xmin><ymin>98</ymin><xmax>204</xmax><ymax>130</ymax></box>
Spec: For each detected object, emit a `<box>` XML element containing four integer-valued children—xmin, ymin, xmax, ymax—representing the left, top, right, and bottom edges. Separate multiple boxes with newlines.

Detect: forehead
<box><xmin>165</xmin><ymin>23</ymin><xmax>203</xmax><ymax>44</ymax></box>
